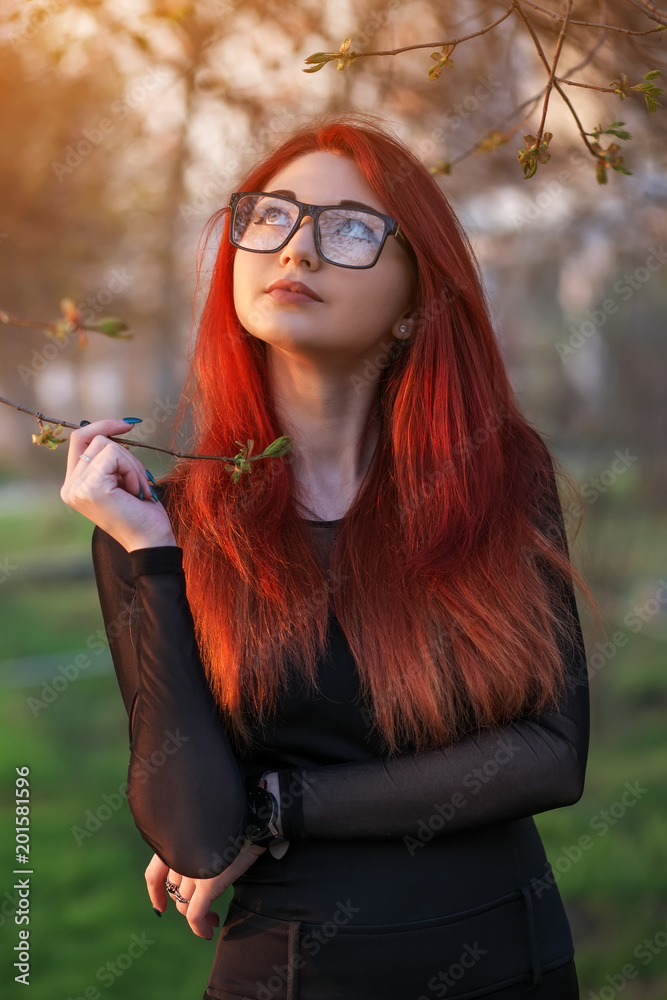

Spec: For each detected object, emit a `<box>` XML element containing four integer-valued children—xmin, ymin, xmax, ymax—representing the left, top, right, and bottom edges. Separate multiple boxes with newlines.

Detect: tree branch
<box><xmin>0</xmin><ymin>396</ymin><xmax>291</xmax><ymax>468</ymax></box>
<box><xmin>514</xmin><ymin>3</ymin><xmax>601</xmax><ymax>158</ymax></box>
<box><xmin>535</xmin><ymin>0</ymin><xmax>574</xmax><ymax>148</ymax></box>
<box><xmin>306</xmin><ymin>3</ymin><xmax>518</xmax><ymax>65</ymax></box>
<box><xmin>520</xmin><ymin>0</ymin><xmax>666</xmax><ymax>34</ymax></box>
<box><xmin>621</xmin><ymin>0</ymin><xmax>667</xmax><ymax>29</ymax></box>
<box><xmin>554</xmin><ymin>77</ymin><xmax>616</xmax><ymax>92</ymax></box>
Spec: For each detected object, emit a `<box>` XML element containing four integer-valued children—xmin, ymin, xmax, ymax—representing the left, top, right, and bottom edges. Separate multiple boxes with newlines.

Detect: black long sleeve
<box><xmin>277</xmin><ymin>572</ymin><xmax>588</xmax><ymax>843</ymax></box>
<box><xmin>91</xmin><ymin>474</ymin><xmax>589</xmax><ymax>871</ymax></box>
<box><xmin>91</xmin><ymin>527</ymin><xmax>248</xmax><ymax>879</ymax></box>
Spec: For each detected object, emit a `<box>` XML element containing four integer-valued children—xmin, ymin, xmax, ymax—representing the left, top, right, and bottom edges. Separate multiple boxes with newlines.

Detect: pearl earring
<box><xmin>399</xmin><ymin>324</ymin><xmax>408</xmax><ymax>334</ymax></box>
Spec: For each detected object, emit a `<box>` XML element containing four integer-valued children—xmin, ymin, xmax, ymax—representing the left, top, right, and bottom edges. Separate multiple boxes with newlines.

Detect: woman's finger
<box><xmin>60</xmin><ymin>430</ymin><xmax>174</xmax><ymax>551</ymax></box>
<box><xmin>184</xmin><ymin>883</ymin><xmax>222</xmax><ymax>940</ymax></box>
<box><xmin>174</xmin><ymin>877</ymin><xmax>196</xmax><ymax>916</ymax></box>
<box><xmin>65</xmin><ymin>421</ymin><xmax>156</xmax><ymax>507</ymax></box>
<box><xmin>185</xmin><ymin>845</ymin><xmax>267</xmax><ymax>939</ymax></box>
<box><xmin>64</xmin><ymin>418</ymin><xmax>141</xmax><ymax>480</ymax></box>
<box><xmin>145</xmin><ymin>854</ymin><xmax>170</xmax><ymax>915</ymax></box>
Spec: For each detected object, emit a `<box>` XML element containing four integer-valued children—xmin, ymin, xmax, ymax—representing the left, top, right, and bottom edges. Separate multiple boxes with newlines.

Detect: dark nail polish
<box><xmin>138</xmin><ymin>486</ymin><xmax>144</xmax><ymax>501</ymax></box>
<box><xmin>79</xmin><ymin>420</ymin><xmax>91</xmax><ymax>426</ymax></box>
<box><xmin>149</xmin><ymin>485</ymin><xmax>159</xmax><ymax>503</ymax></box>
<box><xmin>145</xmin><ymin>469</ymin><xmax>157</xmax><ymax>484</ymax></box>
<box><xmin>123</xmin><ymin>417</ymin><xmax>143</xmax><ymax>424</ymax></box>
<box><xmin>152</xmin><ymin>907</ymin><xmax>162</xmax><ymax>918</ymax></box>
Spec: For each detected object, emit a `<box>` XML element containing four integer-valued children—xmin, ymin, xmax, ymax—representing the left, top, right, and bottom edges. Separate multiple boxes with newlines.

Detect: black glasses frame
<box><xmin>228</xmin><ymin>191</ymin><xmax>411</xmax><ymax>270</ymax></box>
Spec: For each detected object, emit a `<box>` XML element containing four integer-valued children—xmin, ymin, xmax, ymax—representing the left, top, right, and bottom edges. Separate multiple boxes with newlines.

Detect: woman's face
<box><xmin>232</xmin><ymin>151</ymin><xmax>414</xmax><ymax>366</ymax></box>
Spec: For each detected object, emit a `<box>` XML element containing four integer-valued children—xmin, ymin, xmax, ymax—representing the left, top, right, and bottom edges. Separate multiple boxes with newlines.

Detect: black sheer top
<box><xmin>91</xmin><ymin>481</ymin><xmax>589</xmax><ymax>880</ymax></box>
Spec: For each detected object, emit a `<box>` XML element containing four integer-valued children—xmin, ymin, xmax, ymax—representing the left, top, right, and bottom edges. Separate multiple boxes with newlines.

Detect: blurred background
<box><xmin>1</xmin><ymin>1</ymin><xmax>666</xmax><ymax>997</ymax></box>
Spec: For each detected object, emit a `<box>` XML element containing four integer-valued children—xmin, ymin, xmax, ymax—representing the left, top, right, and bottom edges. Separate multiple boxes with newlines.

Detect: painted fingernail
<box><xmin>152</xmin><ymin>907</ymin><xmax>162</xmax><ymax>918</ymax></box>
<box><xmin>123</xmin><ymin>417</ymin><xmax>143</xmax><ymax>424</ymax></box>
<box><xmin>149</xmin><ymin>485</ymin><xmax>159</xmax><ymax>503</ymax></box>
<box><xmin>145</xmin><ymin>469</ymin><xmax>157</xmax><ymax>484</ymax></box>
<box><xmin>79</xmin><ymin>420</ymin><xmax>91</xmax><ymax>426</ymax></box>
<box><xmin>138</xmin><ymin>486</ymin><xmax>144</xmax><ymax>501</ymax></box>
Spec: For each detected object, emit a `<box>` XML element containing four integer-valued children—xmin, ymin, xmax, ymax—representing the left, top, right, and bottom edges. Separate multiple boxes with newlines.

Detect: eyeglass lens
<box><xmin>232</xmin><ymin>194</ymin><xmax>387</xmax><ymax>267</ymax></box>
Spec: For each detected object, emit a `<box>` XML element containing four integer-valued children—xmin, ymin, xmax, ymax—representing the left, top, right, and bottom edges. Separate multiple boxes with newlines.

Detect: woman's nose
<box><xmin>279</xmin><ymin>215</ymin><xmax>320</xmax><ymax>268</ymax></box>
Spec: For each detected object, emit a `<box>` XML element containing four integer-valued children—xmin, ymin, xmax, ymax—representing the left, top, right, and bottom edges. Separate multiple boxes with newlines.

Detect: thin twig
<box><xmin>563</xmin><ymin>2</ymin><xmax>609</xmax><ymax>76</ymax></box>
<box><xmin>514</xmin><ymin>3</ymin><xmax>601</xmax><ymax>157</ymax></box>
<box><xmin>553</xmin><ymin>78</ymin><xmax>602</xmax><ymax>156</ymax></box>
<box><xmin>622</xmin><ymin>0</ymin><xmax>667</xmax><ymax>29</ymax></box>
<box><xmin>520</xmin><ymin>0</ymin><xmax>665</xmax><ymax>34</ymax></box>
<box><xmin>535</xmin><ymin>0</ymin><xmax>574</xmax><ymax>147</ymax></box>
<box><xmin>330</xmin><ymin>2</ymin><xmax>518</xmax><ymax>61</ymax></box>
<box><xmin>0</xmin><ymin>315</ymin><xmax>56</xmax><ymax>332</ymax></box>
<box><xmin>0</xmin><ymin>312</ymin><xmax>124</xmax><ymax>336</ymax></box>
<box><xmin>554</xmin><ymin>77</ymin><xmax>616</xmax><ymax>92</ymax></box>
<box><xmin>0</xmin><ymin>395</ymin><xmax>261</xmax><ymax>463</ymax></box>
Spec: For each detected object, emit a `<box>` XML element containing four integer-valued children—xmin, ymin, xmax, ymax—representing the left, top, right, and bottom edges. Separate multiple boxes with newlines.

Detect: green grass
<box><xmin>0</xmin><ymin>675</ymin><xmax>228</xmax><ymax>1000</ymax></box>
<box><xmin>1</xmin><ymin>501</ymin><xmax>667</xmax><ymax>998</ymax></box>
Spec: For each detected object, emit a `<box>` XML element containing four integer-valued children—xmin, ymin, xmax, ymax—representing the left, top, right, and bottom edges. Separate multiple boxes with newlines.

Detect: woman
<box><xmin>61</xmin><ymin>113</ymin><xmax>594</xmax><ymax>999</ymax></box>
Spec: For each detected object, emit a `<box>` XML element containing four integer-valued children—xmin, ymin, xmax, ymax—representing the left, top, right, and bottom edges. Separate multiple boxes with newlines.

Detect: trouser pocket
<box><xmin>206</xmin><ymin>901</ymin><xmax>301</xmax><ymax>1000</ymax></box>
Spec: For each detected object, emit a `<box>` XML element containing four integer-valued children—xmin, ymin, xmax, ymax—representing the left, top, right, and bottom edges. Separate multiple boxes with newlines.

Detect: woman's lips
<box><xmin>266</xmin><ymin>279</ymin><xmax>322</xmax><ymax>304</ymax></box>
<box><xmin>268</xmin><ymin>288</ymin><xmax>320</xmax><ymax>304</ymax></box>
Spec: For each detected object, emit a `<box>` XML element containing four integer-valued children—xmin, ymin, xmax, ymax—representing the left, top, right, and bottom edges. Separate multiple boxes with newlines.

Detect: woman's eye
<box><xmin>255</xmin><ymin>206</ymin><xmax>290</xmax><ymax>226</ymax></box>
<box><xmin>338</xmin><ymin>218</ymin><xmax>374</xmax><ymax>241</ymax></box>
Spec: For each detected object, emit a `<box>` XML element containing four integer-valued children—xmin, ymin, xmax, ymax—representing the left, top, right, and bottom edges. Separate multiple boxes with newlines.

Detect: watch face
<box><xmin>246</xmin><ymin>785</ymin><xmax>277</xmax><ymax>843</ymax></box>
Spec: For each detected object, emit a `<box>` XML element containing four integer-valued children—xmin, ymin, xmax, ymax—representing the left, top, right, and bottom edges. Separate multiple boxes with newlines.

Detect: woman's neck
<box><xmin>267</xmin><ymin>345</ymin><xmax>381</xmax><ymax>521</ymax></box>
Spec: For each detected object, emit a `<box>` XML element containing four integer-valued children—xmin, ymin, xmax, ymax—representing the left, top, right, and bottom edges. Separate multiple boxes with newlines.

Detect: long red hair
<box><xmin>162</xmin><ymin>112</ymin><xmax>595</xmax><ymax>757</ymax></box>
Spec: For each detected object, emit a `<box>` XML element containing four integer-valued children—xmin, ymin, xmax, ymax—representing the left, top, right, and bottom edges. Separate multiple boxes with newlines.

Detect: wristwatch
<box><xmin>245</xmin><ymin>773</ymin><xmax>289</xmax><ymax>858</ymax></box>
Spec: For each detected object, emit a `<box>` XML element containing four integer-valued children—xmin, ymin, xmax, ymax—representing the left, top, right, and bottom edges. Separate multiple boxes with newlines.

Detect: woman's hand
<box><xmin>145</xmin><ymin>843</ymin><xmax>268</xmax><ymax>940</ymax></box>
<box><xmin>60</xmin><ymin>418</ymin><xmax>177</xmax><ymax>552</ymax></box>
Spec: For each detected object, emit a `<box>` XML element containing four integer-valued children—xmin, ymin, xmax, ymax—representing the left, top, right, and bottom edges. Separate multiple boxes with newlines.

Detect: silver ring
<box><xmin>79</xmin><ymin>454</ymin><xmax>93</xmax><ymax>463</ymax></box>
<box><xmin>165</xmin><ymin>879</ymin><xmax>190</xmax><ymax>904</ymax></box>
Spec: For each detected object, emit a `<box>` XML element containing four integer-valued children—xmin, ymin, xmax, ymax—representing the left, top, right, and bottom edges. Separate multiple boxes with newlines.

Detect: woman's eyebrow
<box><xmin>266</xmin><ymin>189</ymin><xmax>379</xmax><ymax>213</ymax></box>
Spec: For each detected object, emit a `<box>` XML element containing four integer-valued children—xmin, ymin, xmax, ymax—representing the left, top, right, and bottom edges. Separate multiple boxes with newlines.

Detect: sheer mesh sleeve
<box><xmin>91</xmin><ymin>520</ymin><xmax>248</xmax><ymax>879</ymax></box>
<box><xmin>276</xmin><ymin>465</ymin><xmax>590</xmax><ymax>844</ymax></box>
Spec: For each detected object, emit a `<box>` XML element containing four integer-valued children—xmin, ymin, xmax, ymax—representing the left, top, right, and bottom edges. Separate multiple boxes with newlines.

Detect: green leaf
<box><xmin>644</xmin><ymin>70</ymin><xmax>661</xmax><ymax>80</ymax></box>
<box><xmin>611</xmin><ymin>164</ymin><xmax>633</xmax><ymax>175</ymax></box>
<box><xmin>260</xmin><ymin>435</ymin><xmax>293</xmax><ymax>458</ymax></box>
<box><xmin>93</xmin><ymin>317</ymin><xmax>132</xmax><ymax>338</ymax></box>
<box><xmin>605</xmin><ymin>127</ymin><xmax>631</xmax><ymax>141</ymax></box>
<box><xmin>595</xmin><ymin>161</ymin><xmax>608</xmax><ymax>185</ymax></box>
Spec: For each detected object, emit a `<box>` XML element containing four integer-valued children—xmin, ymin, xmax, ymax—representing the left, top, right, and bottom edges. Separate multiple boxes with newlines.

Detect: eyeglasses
<box><xmin>228</xmin><ymin>191</ymin><xmax>411</xmax><ymax>269</ymax></box>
